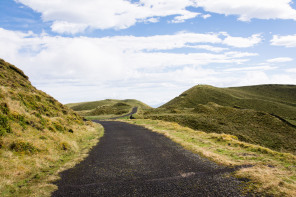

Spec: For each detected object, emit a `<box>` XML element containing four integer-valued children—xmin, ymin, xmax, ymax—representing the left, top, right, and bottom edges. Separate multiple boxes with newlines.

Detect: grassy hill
<box><xmin>143</xmin><ymin>84</ymin><xmax>296</xmax><ymax>154</ymax></box>
<box><xmin>67</xmin><ymin>99</ymin><xmax>151</xmax><ymax>117</ymax></box>
<box><xmin>0</xmin><ymin>59</ymin><xmax>103</xmax><ymax>196</ymax></box>
<box><xmin>161</xmin><ymin>84</ymin><xmax>296</xmax><ymax>123</ymax></box>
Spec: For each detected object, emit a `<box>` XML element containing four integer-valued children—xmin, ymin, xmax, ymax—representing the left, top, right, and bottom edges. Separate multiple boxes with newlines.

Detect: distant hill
<box><xmin>0</xmin><ymin>59</ymin><xmax>102</xmax><ymax>196</ymax></box>
<box><xmin>161</xmin><ymin>84</ymin><xmax>296</xmax><ymax>123</ymax></box>
<box><xmin>144</xmin><ymin>84</ymin><xmax>296</xmax><ymax>154</ymax></box>
<box><xmin>67</xmin><ymin>99</ymin><xmax>151</xmax><ymax>116</ymax></box>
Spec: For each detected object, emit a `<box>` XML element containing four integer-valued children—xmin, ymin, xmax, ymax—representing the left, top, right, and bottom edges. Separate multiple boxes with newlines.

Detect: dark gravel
<box><xmin>52</xmin><ymin>121</ymin><xmax>253</xmax><ymax>197</ymax></box>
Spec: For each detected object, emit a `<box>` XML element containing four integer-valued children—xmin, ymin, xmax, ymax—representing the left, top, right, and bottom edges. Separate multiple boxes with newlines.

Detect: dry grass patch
<box><xmin>123</xmin><ymin>119</ymin><xmax>296</xmax><ymax>197</ymax></box>
<box><xmin>0</xmin><ymin>122</ymin><xmax>103</xmax><ymax>197</ymax></box>
<box><xmin>0</xmin><ymin>59</ymin><xmax>105</xmax><ymax>196</ymax></box>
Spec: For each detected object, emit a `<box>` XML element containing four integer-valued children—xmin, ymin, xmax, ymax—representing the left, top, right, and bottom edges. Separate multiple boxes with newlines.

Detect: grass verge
<box><xmin>123</xmin><ymin>119</ymin><xmax>296</xmax><ymax>197</ymax></box>
<box><xmin>0</xmin><ymin>122</ymin><xmax>104</xmax><ymax>197</ymax></box>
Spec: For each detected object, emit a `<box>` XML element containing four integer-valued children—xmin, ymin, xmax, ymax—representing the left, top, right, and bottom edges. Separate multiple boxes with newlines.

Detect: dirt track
<box><xmin>52</xmin><ymin>121</ymin><xmax>253</xmax><ymax>196</ymax></box>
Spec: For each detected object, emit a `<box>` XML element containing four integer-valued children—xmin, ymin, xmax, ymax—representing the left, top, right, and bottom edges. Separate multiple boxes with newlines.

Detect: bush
<box><xmin>10</xmin><ymin>141</ymin><xmax>39</xmax><ymax>154</ymax></box>
<box><xmin>0</xmin><ymin>113</ymin><xmax>11</xmax><ymax>136</ymax></box>
<box><xmin>53</xmin><ymin>122</ymin><xmax>64</xmax><ymax>132</ymax></box>
<box><xmin>0</xmin><ymin>102</ymin><xmax>9</xmax><ymax>114</ymax></box>
<box><xmin>60</xmin><ymin>142</ymin><xmax>71</xmax><ymax>151</ymax></box>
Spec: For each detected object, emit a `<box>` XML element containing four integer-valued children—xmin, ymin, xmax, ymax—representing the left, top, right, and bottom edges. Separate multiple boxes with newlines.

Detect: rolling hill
<box><xmin>143</xmin><ymin>84</ymin><xmax>296</xmax><ymax>154</ymax></box>
<box><xmin>161</xmin><ymin>84</ymin><xmax>296</xmax><ymax>123</ymax></box>
<box><xmin>67</xmin><ymin>99</ymin><xmax>151</xmax><ymax>116</ymax></box>
<box><xmin>0</xmin><ymin>59</ymin><xmax>102</xmax><ymax>196</ymax></box>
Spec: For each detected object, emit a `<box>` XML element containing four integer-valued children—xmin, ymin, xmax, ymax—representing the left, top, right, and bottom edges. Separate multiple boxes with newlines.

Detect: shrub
<box><xmin>11</xmin><ymin>112</ymin><xmax>27</xmax><ymax>129</ymax></box>
<box><xmin>60</xmin><ymin>142</ymin><xmax>71</xmax><ymax>151</ymax></box>
<box><xmin>0</xmin><ymin>113</ymin><xmax>11</xmax><ymax>136</ymax></box>
<box><xmin>10</xmin><ymin>141</ymin><xmax>39</xmax><ymax>154</ymax></box>
<box><xmin>39</xmin><ymin>136</ymin><xmax>47</xmax><ymax>140</ymax></box>
<box><xmin>53</xmin><ymin>122</ymin><xmax>64</xmax><ymax>132</ymax></box>
<box><xmin>0</xmin><ymin>102</ymin><xmax>9</xmax><ymax>114</ymax></box>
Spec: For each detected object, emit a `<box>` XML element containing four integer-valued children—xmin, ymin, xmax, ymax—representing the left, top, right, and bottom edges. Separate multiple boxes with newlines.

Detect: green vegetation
<box><xmin>86</xmin><ymin>102</ymin><xmax>132</xmax><ymax>116</ymax></box>
<box><xmin>67</xmin><ymin>98</ymin><xmax>151</xmax><ymax>118</ymax></box>
<box><xmin>141</xmin><ymin>84</ymin><xmax>296</xmax><ymax>154</ymax></box>
<box><xmin>161</xmin><ymin>84</ymin><xmax>296</xmax><ymax>122</ymax></box>
<box><xmin>0</xmin><ymin>59</ymin><xmax>103</xmax><ymax>196</ymax></box>
<box><xmin>123</xmin><ymin>119</ymin><xmax>296</xmax><ymax>197</ymax></box>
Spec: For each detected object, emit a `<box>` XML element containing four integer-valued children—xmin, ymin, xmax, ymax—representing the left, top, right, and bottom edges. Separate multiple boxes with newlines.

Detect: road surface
<box><xmin>52</xmin><ymin>121</ymin><xmax>253</xmax><ymax>196</ymax></box>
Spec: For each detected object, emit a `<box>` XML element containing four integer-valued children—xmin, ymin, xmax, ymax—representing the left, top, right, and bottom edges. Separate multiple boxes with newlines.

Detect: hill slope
<box><xmin>161</xmin><ymin>84</ymin><xmax>296</xmax><ymax>123</ymax></box>
<box><xmin>67</xmin><ymin>99</ymin><xmax>151</xmax><ymax>116</ymax></box>
<box><xmin>144</xmin><ymin>84</ymin><xmax>296</xmax><ymax>154</ymax></box>
<box><xmin>0</xmin><ymin>59</ymin><xmax>102</xmax><ymax>196</ymax></box>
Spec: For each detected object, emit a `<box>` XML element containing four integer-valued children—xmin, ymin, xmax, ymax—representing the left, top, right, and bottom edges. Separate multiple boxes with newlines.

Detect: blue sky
<box><xmin>1</xmin><ymin>0</ymin><xmax>296</xmax><ymax>107</ymax></box>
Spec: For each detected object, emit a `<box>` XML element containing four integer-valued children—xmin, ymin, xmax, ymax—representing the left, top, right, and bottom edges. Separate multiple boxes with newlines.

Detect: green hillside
<box><xmin>161</xmin><ymin>84</ymin><xmax>296</xmax><ymax>124</ymax></box>
<box><xmin>68</xmin><ymin>99</ymin><xmax>151</xmax><ymax>111</ymax></box>
<box><xmin>67</xmin><ymin>99</ymin><xmax>151</xmax><ymax>117</ymax></box>
<box><xmin>0</xmin><ymin>59</ymin><xmax>103</xmax><ymax>196</ymax></box>
<box><xmin>143</xmin><ymin>84</ymin><xmax>296</xmax><ymax>154</ymax></box>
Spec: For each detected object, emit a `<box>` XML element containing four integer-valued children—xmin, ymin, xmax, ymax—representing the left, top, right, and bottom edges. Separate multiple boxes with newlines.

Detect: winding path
<box><xmin>108</xmin><ymin>107</ymin><xmax>138</xmax><ymax>120</ymax></box>
<box><xmin>52</xmin><ymin>121</ymin><xmax>252</xmax><ymax>196</ymax></box>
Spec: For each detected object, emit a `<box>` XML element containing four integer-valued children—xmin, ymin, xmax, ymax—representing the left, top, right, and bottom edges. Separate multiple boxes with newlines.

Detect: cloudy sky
<box><xmin>1</xmin><ymin>0</ymin><xmax>296</xmax><ymax>107</ymax></box>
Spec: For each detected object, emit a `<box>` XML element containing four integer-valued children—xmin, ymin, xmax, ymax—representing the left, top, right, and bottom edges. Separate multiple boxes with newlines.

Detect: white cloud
<box><xmin>99</xmin><ymin>32</ymin><xmax>222</xmax><ymax>52</ymax></box>
<box><xmin>271</xmin><ymin>34</ymin><xmax>296</xmax><ymax>47</ymax></box>
<box><xmin>51</xmin><ymin>22</ymin><xmax>88</xmax><ymax>34</ymax></box>
<box><xmin>16</xmin><ymin>0</ymin><xmax>201</xmax><ymax>33</ymax></box>
<box><xmin>202</xmin><ymin>14</ymin><xmax>211</xmax><ymax>19</ymax></box>
<box><xmin>227</xmin><ymin>71</ymin><xmax>296</xmax><ymax>87</ymax></box>
<box><xmin>197</xmin><ymin>0</ymin><xmax>296</xmax><ymax>21</ymax></box>
<box><xmin>15</xmin><ymin>0</ymin><xmax>296</xmax><ymax>34</ymax></box>
<box><xmin>225</xmin><ymin>65</ymin><xmax>277</xmax><ymax>72</ymax></box>
<box><xmin>285</xmin><ymin>68</ymin><xmax>296</xmax><ymax>73</ymax></box>
<box><xmin>237</xmin><ymin>71</ymin><xmax>270</xmax><ymax>85</ymax></box>
<box><xmin>267</xmin><ymin>57</ymin><xmax>293</xmax><ymax>63</ymax></box>
<box><xmin>222</xmin><ymin>33</ymin><xmax>262</xmax><ymax>48</ymax></box>
<box><xmin>144</xmin><ymin>17</ymin><xmax>160</xmax><ymax>23</ymax></box>
<box><xmin>187</xmin><ymin>45</ymin><xmax>228</xmax><ymax>52</ymax></box>
<box><xmin>171</xmin><ymin>12</ymin><xmax>200</xmax><ymax>23</ymax></box>
<box><xmin>2</xmin><ymin>28</ymin><xmax>293</xmax><ymax>106</ymax></box>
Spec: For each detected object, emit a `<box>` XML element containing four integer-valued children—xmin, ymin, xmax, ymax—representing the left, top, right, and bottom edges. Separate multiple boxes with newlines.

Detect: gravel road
<box><xmin>52</xmin><ymin>121</ymin><xmax>253</xmax><ymax>197</ymax></box>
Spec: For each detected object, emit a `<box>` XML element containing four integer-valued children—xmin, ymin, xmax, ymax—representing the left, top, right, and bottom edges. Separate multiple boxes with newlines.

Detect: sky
<box><xmin>0</xmin><ymin>0</ymin><xmax>296</xmax><ymax>107</ymax></box>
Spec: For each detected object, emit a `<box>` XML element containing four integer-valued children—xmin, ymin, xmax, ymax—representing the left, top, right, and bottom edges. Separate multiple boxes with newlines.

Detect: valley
<box><xmin>1</xmin><ymin>58</ymin><xmax>296</xmax><ymax>196</ymax></box>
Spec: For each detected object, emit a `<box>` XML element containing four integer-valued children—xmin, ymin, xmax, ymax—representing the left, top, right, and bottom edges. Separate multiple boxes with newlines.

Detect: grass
<box><xmin>0</xmin><ymin>59</ymin><xmax>104</xmax><ymax>196</ymax></box>
<box><xmin>123</xmin><ymin>119</ymin><xmax>296</xmax><ymax>197</ymax></box>
<box><xmin>143</xmin><ymin>84</ymin><xmax>296</xmax><ymax>155</ymax></box>
<box><xmin>85</xmin><ymin>115</ymin><xmax>132</xmax><ymax>120</ymax></box>
<box><xmin>67</xmin><ymin>99</ymin><xmax>151</xmax><ymax>112</ymax></box>
<box><xmin>68</xmin><ymin>99</ymin><xmax>151</xmax><ymax>118</ymax></box>
<box><xmin>0</xmin><ymin>123</ymin><xmax>103</xmax><ymax>197</ymax></box>
<box><xmin>84</xmin><ymin>115</ymin><xmax>117</xmax><ymax>120</ymax></box>
<box><xmin>84</xmin><ymin>105</ymin><xmax>137</xmax><ymax>120</ymax></box>
<box><xmin>86</xmin><ymin>102</ymin><xmax>132</xmax><ymax>116</ymax></box>
<box><xmin>161</xmin><ymin>84</ymin><xmax>296</xmax><ymax>122</ymax></box>
<box><xmin>143</xmin><ymin>102</ymin><xmax>296</xmax><ymax>154</ymax></box>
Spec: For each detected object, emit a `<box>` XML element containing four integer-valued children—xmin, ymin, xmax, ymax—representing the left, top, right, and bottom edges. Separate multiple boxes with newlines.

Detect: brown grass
<box><xmin>0</xmin><ymin>59</ymin><xmax>104</xmax><ymax>196</ymax></box>
<box><xmin>0</xmin><ymin>120</ymin><xmax>103</xmax><ymax>197</ymax></box>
